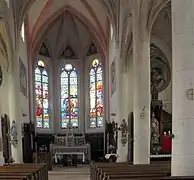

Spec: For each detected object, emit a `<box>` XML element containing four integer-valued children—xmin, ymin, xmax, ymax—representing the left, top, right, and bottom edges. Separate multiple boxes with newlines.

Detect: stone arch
<box><xmin>148</xmin><ymin>0</ymin><xmax>171</xmax><ymax>35</ymax></box>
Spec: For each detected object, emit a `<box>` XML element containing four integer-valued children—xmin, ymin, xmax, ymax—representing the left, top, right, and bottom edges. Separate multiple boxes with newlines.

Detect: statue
<box><xmin>10</xmin><ymin>120</ymin><xmax>17</xmax><ymax>147</ymax></box>
<box><xmin>119</xmin><ymin>119</ymin><xmax>128</xmax><ymax>146</ymax></box>
<box><xmin>150</xmin><ymin>112</ymin><xmax>161</xmax><ymax>154</ymax></box>
<box><xmin>151</xmin><ymin>112</ymin><xmax>159</xmax><ymax>137</ymax></box>
<box><xmin>151</xmin><ymin>68</ymin><xmax>165</xmax><ymax>100</ymax></box>
<box><xmin>120</xmin><ymin>119</ymin><xmax>128</xmax><ymax>137</ymax></box>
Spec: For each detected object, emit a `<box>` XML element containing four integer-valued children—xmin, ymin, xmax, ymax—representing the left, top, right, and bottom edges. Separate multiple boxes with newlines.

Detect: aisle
<box><xmin>49</xmin><ymin>165</ymin><xmax>90</xmax><ymax>180</ymax></box>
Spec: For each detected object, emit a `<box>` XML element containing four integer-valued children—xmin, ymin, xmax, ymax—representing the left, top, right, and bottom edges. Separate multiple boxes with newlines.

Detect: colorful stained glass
<box><xmin>89</xmin><ymin>59</ymin><xmax>104</xmax><ymax>128</ymax></box>
<box><xmin>35</xmin><ymin>61</ymin><xmax>50</xmax><ymax>128</ymax></box>
<box><xmin>60</xmin><ymin>65</ymin><xmax>78</xmax><ymax>128</ymax></box>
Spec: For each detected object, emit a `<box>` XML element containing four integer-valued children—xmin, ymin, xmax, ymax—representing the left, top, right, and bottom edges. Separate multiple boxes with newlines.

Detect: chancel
<box><xmin>0</xmin><ymin>0</ymin><xmax>194</xmax><ymax>180</ymax></box>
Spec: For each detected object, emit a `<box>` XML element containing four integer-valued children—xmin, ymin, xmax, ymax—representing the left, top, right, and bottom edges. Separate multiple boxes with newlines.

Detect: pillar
<box><xmin>115</xmin><ymin>49</ymin><xmax>128</xmax><ymax>162</ymax></box>
<box><xmin>171</xmin><ymin>0</ymin><xmax>194</xmax><ymax>176</ymax></box>
<box><xmin>132</xmin><ymin>7</ymin><xmax>151</xmax><ymax>164</ymax></box>
<box><xmin>8</xmin><ymin>53</ymin><xmax>23</xmax><ymax>162</ymax></box>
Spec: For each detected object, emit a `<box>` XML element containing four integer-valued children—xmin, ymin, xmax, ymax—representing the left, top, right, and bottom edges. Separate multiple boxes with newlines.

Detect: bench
<box><xmin>0</xmin><ymin>163</ymin><xmax>48</xmax><ymax>180</ymax></box>
<box><xmin>9</xmin><ymin>163</ymin><xmax>48</xmax><ymax>180</ymax></box>
<box><xmin>91</xmin><ymin>162</ymin><xmax>171</xmax><ymax>180</ymax></box>
<box><xmin>90</xmin><ymin>162</ymin><xmax>194</xmax><ymax>180</ymax></box>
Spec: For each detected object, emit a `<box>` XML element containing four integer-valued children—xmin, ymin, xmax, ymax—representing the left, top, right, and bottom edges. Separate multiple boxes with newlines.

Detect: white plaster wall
<box><xmin>19</xmin><ymin>35</ymin><xmax>30</xmax><ymax>123</ymax></box>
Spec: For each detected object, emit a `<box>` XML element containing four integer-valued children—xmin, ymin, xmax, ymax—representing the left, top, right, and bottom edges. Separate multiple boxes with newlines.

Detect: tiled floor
<box><xmin>49</xmin><ymin>165</ymin><xmax>90</xmax><ymax>180</ymax></box>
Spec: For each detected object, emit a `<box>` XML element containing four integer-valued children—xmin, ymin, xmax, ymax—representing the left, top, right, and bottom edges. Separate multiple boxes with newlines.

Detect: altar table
<box><xmin>49</xmin><ymin>144</ymin><xmax>91</xmax><ymax>162</ymax></box>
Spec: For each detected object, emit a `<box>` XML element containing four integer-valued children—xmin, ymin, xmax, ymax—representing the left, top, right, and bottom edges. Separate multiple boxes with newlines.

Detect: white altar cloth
<box><xmin>50</xmin><ymin>144</ymin><xmax>91</xmax><ymax>162</ymax></box>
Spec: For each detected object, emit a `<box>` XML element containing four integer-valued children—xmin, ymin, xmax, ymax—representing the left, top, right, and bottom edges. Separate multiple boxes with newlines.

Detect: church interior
<box><xmin>0</xmin><ymin>0</ymin><xmax>193</xmax><ymax>179</ymax></box>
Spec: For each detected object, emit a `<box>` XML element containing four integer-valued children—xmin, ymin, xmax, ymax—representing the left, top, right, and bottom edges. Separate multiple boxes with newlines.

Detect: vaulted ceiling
<box><xmin>151</xmin><ymin>3</ymin><xmax>171</xmax><ymax>46</ymax></box>
<box><xmin>39</xmin><ymin>11</ymin><xmax>95</xmax><ymax>58</ymax></box>
<box><xmin>15</xmin><ymin>0</ymin><xmax>118</xmax><ymax>58</ymax></box>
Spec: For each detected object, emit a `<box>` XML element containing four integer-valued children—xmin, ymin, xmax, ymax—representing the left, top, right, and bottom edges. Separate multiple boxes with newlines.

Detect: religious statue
<box><xmin>151</xmin><ymin>68</ymin><xmax>165</xmax><ymax>100</ymax></box>
<box><xmin>120</xmin><ymin>119</ymin><xmax>128</xmax><ymax>137</ymax></box>
<box><xmin>10</xmin><ymin>120</ymin><xmax>17</xmax><ymax>147</ymax></box>
<box><xmin>119</xmin><ymin>119</ymin><xmax>128</xmax><ymax>146</ymax></box>
<box><xmin>150</xmin><ymin>112</ymin><xmax>161</xmax><ymax>154</ymax></box>
<box><xmin>151</xmin><ymin>112</ymin><xmax>159</xmax><ymax>137</ymax></box>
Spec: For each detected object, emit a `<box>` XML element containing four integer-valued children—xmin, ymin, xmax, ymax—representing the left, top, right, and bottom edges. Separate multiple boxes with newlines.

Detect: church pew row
<box><xmin>90</xmin><ymin>163</ymin><xmax>170</xmax><ymax>180</ymax></box>
<box><xmin>0</xmin><ymin>176</ymin><xmax>27</xmax><ymax>180</ymax></box>
<box><xmin>90</xmin><ymin>162</ymin><xmax>194</xmax><ymax>180</ymax></box>
<box><xmin>0</xmin><ymin>163</ymin><xmax>48</xmax><ymax>180</ymax></box>
<box><xmin>9</xmin><ymin>163</ymin><xmax>48</xmax><ymax>180</ymax></box>
<box><xmin>90</xmin><ymin>162</ymin><xmax>170</xmax><ymax>180</ymax></box>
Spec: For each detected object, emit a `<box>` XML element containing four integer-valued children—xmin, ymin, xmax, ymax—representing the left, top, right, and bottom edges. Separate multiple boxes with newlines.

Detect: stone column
<box><xmin>132</xmin><ymin>8</ymin><xmax>151</xmax><ymax>164</ymax></box>
<box><xmin>171</xmin><ymin>0</ymin><xmax>194</xmax><ymax>176</ymax></box>
<box><xmin>8</xmin><ymin>56</ymin><xmax>23</xmax><ymax>163</ymax></box>
<box><xmin>111</xmin><ymin>48</ymin><xmax>128</xmax><ymax>162</ymax></box>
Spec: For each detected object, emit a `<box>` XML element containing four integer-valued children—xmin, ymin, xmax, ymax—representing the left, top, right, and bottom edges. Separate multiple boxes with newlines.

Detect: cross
<box><xmin>187</xmin><ymin>88</ymin><xmax>194</xmax><ymax>100</ymax></box>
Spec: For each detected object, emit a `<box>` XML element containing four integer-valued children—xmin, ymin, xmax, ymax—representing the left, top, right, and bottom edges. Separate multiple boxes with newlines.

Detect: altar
<box><xmin>50</xmin><ymin>144</ymin><xmax>91</xmax><ymax>162</ymax></box>
<box><xmin>49</xmin><ymin>123</ymin><xmax>91</xmax><ymax>165</ymax></box>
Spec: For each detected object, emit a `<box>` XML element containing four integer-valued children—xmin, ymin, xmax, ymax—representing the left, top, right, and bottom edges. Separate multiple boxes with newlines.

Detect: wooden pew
<box><xmin>9</xmin><ymin>163</ymin><xmax>48</xmax><ymax>180</ymax></box>
<box><xmin>0</xmin><ymin>169</ymin><xmax>34</xmax><ymax>180</ymax></box>
<box><xmin>91</xmin><ymin>162</ymin><xmax>171</xmax><ymax>180</ymax></box>
<box><xmin>91</xmin><ymin>162</ymin><xmax>170</xmax><ymax>180</ymax></box>
<box><xmin>0</xmin><ymin>163</ymin><xmax>48</xmax><ymax>180</ymax></box>
<box><xmin>91</xmin><ymin>162</ymin><xmax>194</xmax><ymax>180</ymax></box>
<box><xmin>0</xmin><ymin>176</ymin><xmax>27</xmax><ymax>180</ymax></box>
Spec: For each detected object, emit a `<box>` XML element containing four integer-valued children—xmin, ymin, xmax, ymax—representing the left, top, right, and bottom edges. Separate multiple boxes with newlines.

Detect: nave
<box><xmin>1</xmin><ymin>0</ymin><xmax>194</xmax><ymax>179</ymax></box>
<box><xmin>49</xmin><ymin>165</ymin><xmax>89</xmax><ymax>180</ymax></box>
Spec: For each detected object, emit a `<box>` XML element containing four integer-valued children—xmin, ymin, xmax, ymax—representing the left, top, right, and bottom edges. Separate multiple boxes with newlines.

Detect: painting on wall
<box><xmin>111</xmin><ymin>59</ymin><xmax>116</xmax><ymax>96</ymax></box>
<box><xmin>19</xmin><ymin>58</ymin><xmax>27</xmax><ymax>97</ymax></box>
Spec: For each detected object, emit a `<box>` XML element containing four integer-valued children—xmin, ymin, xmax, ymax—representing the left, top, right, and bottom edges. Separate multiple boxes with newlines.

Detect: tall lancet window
<box><xmin>35</xmin><ymin>60</ymin><xmax>50</xmax><ymax>128</ymax></box>
<box><xmin>89</xmin><ymin>59</ymin><xmax>104</xmax><ymax>128</ymax></box>
<box><xmin>60</xmin><ymin>64</ymin><xmax>79</xmax><ymax>128</ymax></box>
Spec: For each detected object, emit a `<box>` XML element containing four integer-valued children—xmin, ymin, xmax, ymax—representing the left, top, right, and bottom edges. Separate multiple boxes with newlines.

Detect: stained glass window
<box><xmin>60</xmin><ymin>64</ymin><xmax>79</xmax><ymax>128</ymax></box>
<box><xmin>89</xmin><ymin>59</ymin><xmax>104</xmax><ymax>128</ymax></box>
<box><xmin>35</xmin><ymin>60</ymin><xmax>50</xmax><ymax>128</ymax></box>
